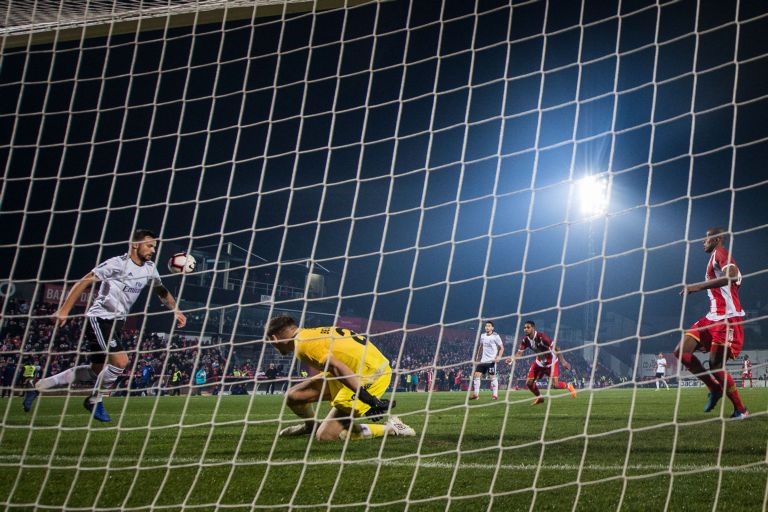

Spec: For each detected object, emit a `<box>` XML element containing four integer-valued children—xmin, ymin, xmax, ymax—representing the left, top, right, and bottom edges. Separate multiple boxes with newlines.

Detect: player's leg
<box><xmin>321</xmin><ymin>409</ymin><xmax>414</xmax><ymax>441</ymax></box>
<box><xmin>489</xmin><ymin>364</ymin><xmax>498</xmax><ymax>400</ymax></box>
<box><xmin>83</xmin><ymin>350</ymin><xmax>127</xmax><ymax>422</ymax></box>
<box><xmin>83</xmin><ymin>348</ymin><xmax>129</xmax><ymax>423</ymax></box>
<box><xmin>548</xmin><ymin>361</ymin><xmax>575</xmax><ymax>397</ymax></box>
<box><xmin>86</xmin><ymin>318</ymin><xmax>130</xmax><ymax>416</ymax></box>
<box><xmin>78</xmin><ymin>317</ymin><xmax>116</xmax><ymax>418</ymax></box>
<box><xmin>709</xmin><ymin>345</ymin><xmax>747</xmax><ymax>418</ymax></box>
<box><xmin>316</xmin><ymin>407</ymin><xmax>355</xmax><ymax>441</ymax></box>
<box><xmin>526</xmin><ymin>376</ymin><xmax>539</xmax><ymax>396</ymax></box>
<box><xmin>319</xmin><ymin>379</ymin><xmax>372</xmax><ymax>441</ymax></box>
<box><xmin>470</xmin><ymin>367</ymin><xmax>482</xmax><ymax>399</ymax></box>
<box><xmin>527</xmin><ymin>364</ymin><xmax>543</xmax><ymax>404</ymax></box>
<box><xmin>89</xmin><ymin>351</ymin><xmax>128</xmax><ymax>402</ymax></box>
<box><xmin>331</xmin><ymin>373</ymin><xmax>414</xmax><ymax>441</ymax></box>
<box><xmin>549</xmin><ymin>376</ymin><xmax>575</xmax><ymax>394</ymax></box>
<box><xmin>674</xmin><ymin>331</ymin><xmax>720</xmax><ymax>394</ymax></box>
<box><xmin>36</xmin><ymin>364</ymin><xmax>98</xmax><ymax>391</ymax></box>
<box><xmin>279</xmin><ymin>376</ymin><xmax>329</xmax><ymax>436</ymax></box>
<box><xmin>549</xmin><ymin>361</ymin><xmax>567</xmax><ymax>391</ymax></box>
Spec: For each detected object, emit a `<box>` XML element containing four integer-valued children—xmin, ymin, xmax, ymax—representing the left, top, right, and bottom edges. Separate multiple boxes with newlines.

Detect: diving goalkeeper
<box><xmin>266</xmin><ymin>315</ymin><xmax>415</xmax><ymax>441</ymax></box>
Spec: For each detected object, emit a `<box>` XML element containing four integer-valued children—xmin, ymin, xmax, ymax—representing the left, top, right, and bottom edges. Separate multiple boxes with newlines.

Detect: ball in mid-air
<box><xmin>168</xmin><ymin>252</ymin><xmax>196</xmax><ymax>274</ymax></box>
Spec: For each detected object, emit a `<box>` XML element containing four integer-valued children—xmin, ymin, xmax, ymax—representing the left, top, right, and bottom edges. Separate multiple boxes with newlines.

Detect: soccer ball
<box><xmin>168</xmin><ymin>252</ymin><xmax>196</xmax><ymax>274</ymax></box>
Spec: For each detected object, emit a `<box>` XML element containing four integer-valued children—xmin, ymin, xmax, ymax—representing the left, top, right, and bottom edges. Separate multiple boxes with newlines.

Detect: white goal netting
<box><xmin>2</xmin><ymin>1</ymin><xmax>767</xmax><ymax>510</ymax></box>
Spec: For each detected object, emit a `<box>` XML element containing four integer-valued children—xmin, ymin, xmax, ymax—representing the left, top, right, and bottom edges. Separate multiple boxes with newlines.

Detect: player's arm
<box><xmin>474</xmin><ymin>342</ymin><xmax>483</xmax><ymax>362</ymax></box>
<box><xmin>326</xmin><ymin>356</ymin><xmax>364</xmax><ymax>392</ymax></box>
<box><xmin>555</xmin><ymin>347</ymin><xmax>571</xmax><ymax>371</ymax></box>
<box><xmin>495</xmin><ymin>338</ymin><xmax>504</xmax><ymax>362</ymax></box>
<box><xmin>506</xmin><ymin>348</ymin><xmax>525</xmax><ymax>365</ymax></box>
<box><xmin>325</xmin><ymin>356</ymin><xmax>389</xmax><ymax>416</ymax></box>
<box><xmin>153</xmin><ymin>285</ymin><xmax>187</xmax><ymax>328</ymax></box>
<box><xmin>681</xmin><ymin>262</ymin><xmax>740</xmax><ymax>295</ymax></box>
<box><xmin>53</xmin><ymin>272</ymin><xmax>96</xmax><ymax>326</ymax></box>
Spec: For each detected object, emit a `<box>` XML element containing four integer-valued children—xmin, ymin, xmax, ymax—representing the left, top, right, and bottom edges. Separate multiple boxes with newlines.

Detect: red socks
<box><xmin>714</xmin><ymin>371</ymin><xmax>746</xmax><ymax>412</ymax></box>
<box><xmin>679</xmin><ymin>352</ymin><xmax>720</xmax><ymax>392</ymax></box>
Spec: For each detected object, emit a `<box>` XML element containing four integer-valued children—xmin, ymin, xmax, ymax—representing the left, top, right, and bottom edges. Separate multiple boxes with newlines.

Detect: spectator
<box><xmin>193</xmin><ymin>366</ymin><xmax>207</xmax><ymax>396</ymax></box>
<box><xmin>265</xmin><ymin>363</ymin><xmax>278</xmax><ymax>394</ymax></box>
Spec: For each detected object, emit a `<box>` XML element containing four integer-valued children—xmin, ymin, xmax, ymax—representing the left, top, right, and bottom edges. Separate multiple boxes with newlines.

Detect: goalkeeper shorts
<box><xmin>323</xmin><ymin>368</ymin><xmax>392</xmax><ymax>417</ymax></box>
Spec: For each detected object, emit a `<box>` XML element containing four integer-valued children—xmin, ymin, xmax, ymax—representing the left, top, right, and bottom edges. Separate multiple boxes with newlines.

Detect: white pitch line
<box><xmin>0</xmin><ymin>454</ymin><xmax>765</xmax><ymax>473</ymax></box>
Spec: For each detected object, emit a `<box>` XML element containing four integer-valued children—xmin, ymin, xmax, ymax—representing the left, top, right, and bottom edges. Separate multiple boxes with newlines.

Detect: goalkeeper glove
<box><xmin>356</xmin><ymin>387</ymin><xmax>394</xmax><ymax>421</ymax></box>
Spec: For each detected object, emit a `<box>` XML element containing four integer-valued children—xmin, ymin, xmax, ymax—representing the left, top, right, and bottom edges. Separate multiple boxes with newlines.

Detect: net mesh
<box><xmin>1</xmin><ymin>0</ymin><xmax>767</xmax><ymax>510</ymax></box>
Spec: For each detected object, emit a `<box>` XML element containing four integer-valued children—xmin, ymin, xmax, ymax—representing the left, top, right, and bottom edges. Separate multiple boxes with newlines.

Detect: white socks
<box><xmin>38</xmin><ymin>365</ymin><xmax>96</xmax><ymax>390</ymax></box>
<box><xmin>490</xmin><ymin>378</ymin><xmax>498</xmax><ymax>397</ymax></box>
<box><xmin>473</xmin><ymin>378</ymin><xmax>480</xmax><ymax>394</ymax></box>
<box><xmin>90</xmin><ymin>364</ymin><xmax>124</xmax><ymax>402</ymax></box>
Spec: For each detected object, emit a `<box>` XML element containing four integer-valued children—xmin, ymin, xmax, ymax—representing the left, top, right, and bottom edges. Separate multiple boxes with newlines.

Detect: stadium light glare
<box><xmin>577</xmin><ymin>175</ymin><xmax>609</xmax><ymax>217</ymax></box>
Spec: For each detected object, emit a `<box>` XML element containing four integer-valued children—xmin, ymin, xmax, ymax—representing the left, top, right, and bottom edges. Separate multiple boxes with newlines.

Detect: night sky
<box><xmin>1</xmin><ymin>0</ymin><xmax>767</xmax><ymax>353</ymax></box>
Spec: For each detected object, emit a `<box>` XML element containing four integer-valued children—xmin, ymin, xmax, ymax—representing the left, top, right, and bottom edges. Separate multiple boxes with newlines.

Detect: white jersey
<box><xmin>87</xmin><ymin>254</ymin><xmax>162</xmax><ymax>319</ymax></box>
<box><xmin>478</xmin><ymin>332</ymin><xmax>503</xmax><ymax>363</ymax></box>
<box><xmin>656</xmin><ymin>357</ymin><xmax>667</xmax><ymax>374</ymax></box>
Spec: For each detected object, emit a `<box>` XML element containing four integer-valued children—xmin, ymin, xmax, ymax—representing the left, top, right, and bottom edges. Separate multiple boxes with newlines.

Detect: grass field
<box><xmin>1</xmin><ymin>388</ymin><xmax>766</xmax><ymax>511</ymax></box>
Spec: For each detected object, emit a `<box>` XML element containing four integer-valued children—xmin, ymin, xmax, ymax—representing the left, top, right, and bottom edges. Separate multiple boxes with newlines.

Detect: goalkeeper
<box><xmin>266</xmin><ymin>315</ymin><xmax>415</xmax><ymax>441</ymax></box>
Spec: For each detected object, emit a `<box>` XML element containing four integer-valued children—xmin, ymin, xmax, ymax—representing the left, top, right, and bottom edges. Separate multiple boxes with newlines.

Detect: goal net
<box><xmin>2</xmin><ymin>0</ymin><xmax>767</xmax><ymax>510</ymax></box>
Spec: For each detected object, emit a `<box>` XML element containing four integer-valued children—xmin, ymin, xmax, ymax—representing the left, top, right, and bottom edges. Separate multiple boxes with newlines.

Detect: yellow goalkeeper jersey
<box><xmin>294</xmin><ymin>327</ymin><xmax>390</xmax><ymax>383</ymax></box>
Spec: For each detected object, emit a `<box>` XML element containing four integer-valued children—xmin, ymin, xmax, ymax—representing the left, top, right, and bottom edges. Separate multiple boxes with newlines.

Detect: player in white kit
<box><xmin>655</xmin><ymin>353</ymin><xmax>669</xmax><ymax>390</ymax></box>
<box><xmin>33</xmin><ymin>229</ymin><xmax>186</xmax><ymax>421</ymax></box>
<box><xmin>469</xmin><ymin>321</ymin><xmax>504</xmax><ymax>400</ymax></box>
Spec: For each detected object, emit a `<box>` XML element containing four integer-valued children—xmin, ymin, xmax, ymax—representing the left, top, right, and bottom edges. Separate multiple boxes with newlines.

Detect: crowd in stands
<box><xmin>0</xmin><ymin>298</ymin><xmax>268</xmax><ymax>396</ymax></box>
<box><xmin>1</xmin><ymin>298</ymin><xmax>620</xmax><ymax>397</ymax></box>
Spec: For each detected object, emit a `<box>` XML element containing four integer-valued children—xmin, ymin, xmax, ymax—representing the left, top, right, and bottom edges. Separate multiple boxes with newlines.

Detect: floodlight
<box><xmin>577</xmin><ymin>175</ymin><xmax>609</xmax><ymax>217</ymax></box>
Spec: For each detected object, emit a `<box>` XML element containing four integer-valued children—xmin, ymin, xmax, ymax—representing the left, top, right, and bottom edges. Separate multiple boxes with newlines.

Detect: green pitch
<box><xmin>1</xmin><ymin>389</ymin><xmax>766</xmax><ymax>511</ymax></box>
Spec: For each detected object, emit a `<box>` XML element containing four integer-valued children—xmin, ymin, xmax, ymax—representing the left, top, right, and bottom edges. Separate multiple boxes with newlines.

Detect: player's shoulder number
<box><xmin>320</xmin><ymin>327</ymin><xmax>368</xmax><ymax>345</ymax></box>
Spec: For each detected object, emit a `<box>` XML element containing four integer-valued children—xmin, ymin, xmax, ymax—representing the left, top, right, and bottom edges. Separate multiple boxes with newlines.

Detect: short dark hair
<box><xmin>484</xmin><ymin>320</ymin><xmax>494</xmax><ymax>327</ymax></box>
<box><xmin>132</xmin><ymin>229</ymin><xmax>156</xmax><ymax>242</ymax></box>
<box><xmin>524</xmin><ymin>320</ymin><xmax>536</xmax><ymax>327</ymax></box>
<box><xmin>707</xmin><ymin>227</ymin><xmax>726</xmax><ymax>237</ymax></box>
<box><xmin>707</xmin><ymin>227</ymin><xmax>729</xmax><ymax>244</ymax></box>
<box><xmin>266</xmin><ymin>315</ymin><xmax>297</xmax><ymax>338</ymax></box>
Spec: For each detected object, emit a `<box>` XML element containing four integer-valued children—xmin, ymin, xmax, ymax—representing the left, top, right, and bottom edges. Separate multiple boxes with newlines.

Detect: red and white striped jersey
<box><xmin>705</xmin><ymin>246</ymin><xmax>744</xmax><ymax>321</ymax></box>
<box><xmin>518</xmin><ymin>331</ymin><xmax>556</xmax><ymax>368</ymax></box>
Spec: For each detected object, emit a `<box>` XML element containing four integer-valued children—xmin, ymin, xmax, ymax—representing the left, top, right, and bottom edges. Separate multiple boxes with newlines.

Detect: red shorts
<box><xmin>685</xmin><ymin>316</ymin><xmax>744</xmax><ymax>358</ymax></box>
<box><xmin>527</xmin><ymin>360</ymin><xmax>560</xmax><ymax>380</ymax></box>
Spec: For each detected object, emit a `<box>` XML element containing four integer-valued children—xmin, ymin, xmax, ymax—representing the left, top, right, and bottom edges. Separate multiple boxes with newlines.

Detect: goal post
<box><xmin>1</xmin><ymin>1</ymin><xmax>767</xmax><ymax>510</ymax></box>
